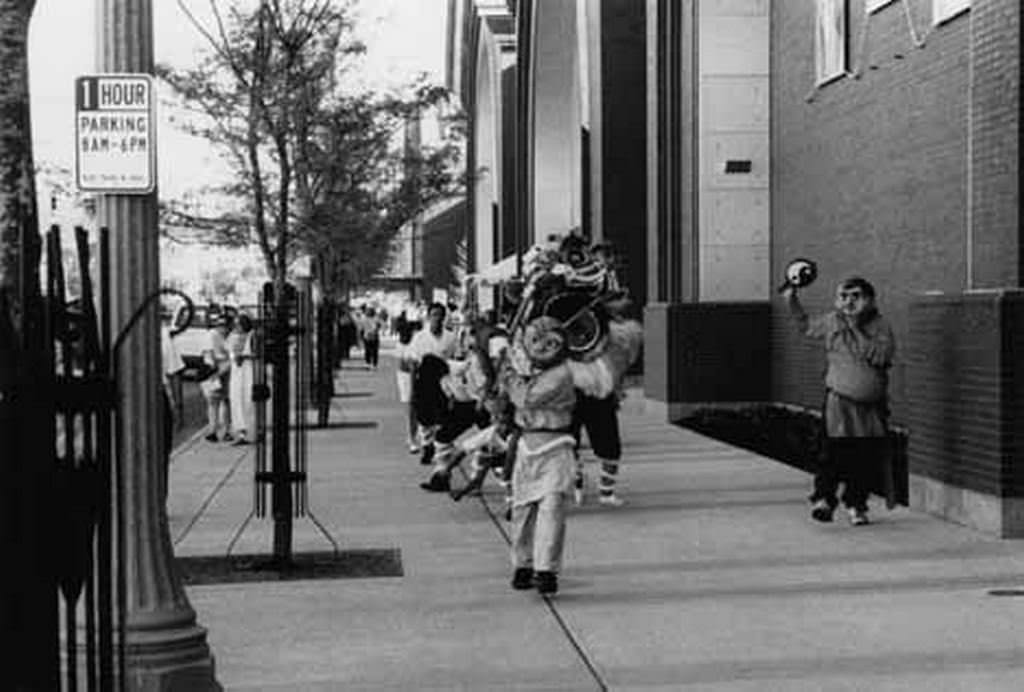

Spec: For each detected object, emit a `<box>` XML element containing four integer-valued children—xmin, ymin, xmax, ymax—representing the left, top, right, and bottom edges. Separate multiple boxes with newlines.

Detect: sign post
<box><xmin>84</xmin><ymin>11</ymin><xmax>217</xmax><ymax>683</ymax></box>
<box><xmin>74</xmin><ymin>74</ymin><xmax>155</xmax><ymax>194</ymax></box>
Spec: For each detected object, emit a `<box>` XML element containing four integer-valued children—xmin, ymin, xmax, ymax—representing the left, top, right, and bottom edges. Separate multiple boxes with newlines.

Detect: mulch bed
<box><xmin>176</xmin><ymin>549</ymin><xmax>404</xmax><ymax>585</ymax></box>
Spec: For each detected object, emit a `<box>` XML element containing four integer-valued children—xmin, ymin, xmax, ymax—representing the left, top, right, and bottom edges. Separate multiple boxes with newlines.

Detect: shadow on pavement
<box><xmin>303</xmin><ymin>421</ymin><xmax>379</xmax><ymax>431</ymax></box>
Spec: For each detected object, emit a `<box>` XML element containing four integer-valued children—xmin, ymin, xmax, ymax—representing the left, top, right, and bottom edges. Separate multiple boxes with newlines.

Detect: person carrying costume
<box><xmin>570</xmin><ymin>244</ymin><xmax>631</xmax><ymax>507</ymax></box>
<box><xmin>505</xmin><ymin>315</ymin><xmax>642</xmax><ymax>596</ymax></box>
<box><xmin>407</xmin><ymin>303</ymin><xmax>459</xmax><ymax>464</ymax></box>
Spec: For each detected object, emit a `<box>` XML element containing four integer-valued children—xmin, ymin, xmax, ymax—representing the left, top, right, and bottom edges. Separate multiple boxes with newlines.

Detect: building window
<box><xmin>815</xmin><ymin>0</ymin><xmax>847</xmax><ymax>86</ymax></box>
<box><xmin>934</xmin><ymin>0</ymin><xmax>969</xmax><ymax>24</ymax></box>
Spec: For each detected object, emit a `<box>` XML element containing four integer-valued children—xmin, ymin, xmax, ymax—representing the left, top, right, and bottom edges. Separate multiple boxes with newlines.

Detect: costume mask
<box><xmin>522</xmin><ymin>316</ymin><xmax>567</xmax><ymax>368</ymax></box>
<box><xmin>777</xmin><ymin>257</ymin><xmax>818</xmax><ymax>293</ymax></box>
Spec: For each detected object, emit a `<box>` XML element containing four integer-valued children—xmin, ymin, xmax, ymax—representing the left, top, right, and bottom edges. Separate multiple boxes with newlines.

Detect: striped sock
<box><xmin>598</xmin><ymin>460</ymin><xmax>623</xmax><ymax>506</ymax></box>
<box><xmin>598</xmin><ymin>461</ymin><xmax>618</xmax><ymax>494</ymax></box>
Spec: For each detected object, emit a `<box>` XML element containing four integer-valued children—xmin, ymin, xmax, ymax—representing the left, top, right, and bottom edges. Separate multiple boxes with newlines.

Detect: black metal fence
<box><xmin>44</xmin><ymin>225</ymin><xmax>122</xmax><ymax>690</ymax></box>
<box><xmin>229</xmin><ymin>279</ymin><xmax>340</xmax><ymax>563</ymax></box>
<box><xmin>251</xmin><ymin>281</ymin><xmax>310</xmax><ymax>521</ymax></box>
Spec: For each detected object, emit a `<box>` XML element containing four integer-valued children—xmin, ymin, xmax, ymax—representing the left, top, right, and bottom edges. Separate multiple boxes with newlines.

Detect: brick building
<box><xmin>447</xmin><ymin>0</ymin><xmax>1023</xmax><ymax>536</ymax></box>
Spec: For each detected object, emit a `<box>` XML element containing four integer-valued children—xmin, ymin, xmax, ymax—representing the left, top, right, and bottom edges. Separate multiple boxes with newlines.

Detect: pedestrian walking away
<box><xmin>161</xmin><ymin>323</ymin><xmax>185</xmax><ymax>495</ymax></box>
<box><xmin>360</xmin><ymin>306</ymin><xmax>382</xmax><ymax>369</ymax></box>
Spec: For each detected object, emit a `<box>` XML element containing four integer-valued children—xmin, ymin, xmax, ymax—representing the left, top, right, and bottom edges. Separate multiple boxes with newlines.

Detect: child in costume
<box><xmin>784</xmin><ymin>276</ymin><xmax>895</xmax><ymax>526</ymax></box>
<box><xmin>504</xmin><ymin>315</ymin><xmax>642</xmax><ymax>595</ymax></box>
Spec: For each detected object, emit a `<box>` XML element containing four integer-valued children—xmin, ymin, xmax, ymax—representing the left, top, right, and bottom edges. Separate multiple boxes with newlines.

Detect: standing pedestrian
<box><xmin>227</xmin><ymin>313</ymin><xmax>255</xmax><ymax>445</ymax></box>
<box><xmin>395</xmin><ymin>319</ymin><xmax>419</xmax><ymax>452</ymax></box>
<box><xmin>784</xmin><ymin>276</ymin><xmax>895</xmax><ymax>526</ymax></box>
<box><xmin>161</xmin><ymin>323</ymin><xmax>186</xmax><ymax>494</ymax></box>
<box><xmin>200</xmin><ymin>313</ymin><xmax>233</xmax><ymax>442</ymax></box>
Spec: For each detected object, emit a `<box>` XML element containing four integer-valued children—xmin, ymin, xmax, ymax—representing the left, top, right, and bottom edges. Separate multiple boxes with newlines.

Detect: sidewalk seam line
<box><xmin>174</xmin><ymin>448</ymin><xmax>251</xmax><ymax>548</ymax></box>
<box><xmin>463</xmin><ymin>468</ymin><xmax>609</xmax><ymax>692</ymax></box>
<box><xmin>170</xmin><ymin>427</ymin><xmax>207</xmax><ymax>460</ymax></box>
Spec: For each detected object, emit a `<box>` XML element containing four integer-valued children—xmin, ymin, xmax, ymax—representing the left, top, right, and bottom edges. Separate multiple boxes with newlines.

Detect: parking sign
<box><xmin>75</xmin><ymin>74</ymin><xmax>156</xmax><ymax>194</ymax></box>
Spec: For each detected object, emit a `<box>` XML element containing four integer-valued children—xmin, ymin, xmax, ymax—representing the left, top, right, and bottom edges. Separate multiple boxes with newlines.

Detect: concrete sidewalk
<box><xmin>168</xmin><ymin>353</ymin><xmax>1024</xmax><ymax>691</ymax></box>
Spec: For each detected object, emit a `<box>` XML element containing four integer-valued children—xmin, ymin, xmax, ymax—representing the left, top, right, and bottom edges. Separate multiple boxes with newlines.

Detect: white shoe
<box><xmin>573</xmin><ymin>487</ymin><xmax>585</xmax><ymax>506</ymax></box>
<box><xmin>598</xmin><ymin>493</ymin><xmax>624</xmax><ymax>507</ymax></box>
<box><xmin>848</xmin><ymin>508</ymin><xmax>869</xmax><ymax>526</ymax></box>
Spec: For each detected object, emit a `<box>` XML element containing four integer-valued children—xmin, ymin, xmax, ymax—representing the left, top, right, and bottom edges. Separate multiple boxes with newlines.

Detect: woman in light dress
<box><xmin>227</xmin><ymin>313</ymin><xmax>256</xmax><ymax>445</ymax></box>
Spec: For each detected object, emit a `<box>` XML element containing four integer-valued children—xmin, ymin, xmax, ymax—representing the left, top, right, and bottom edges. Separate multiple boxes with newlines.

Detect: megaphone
<box><xmin>777</xmin><ymin>258</ymin><xmax>818</xmax><ymax>294</ymax></box>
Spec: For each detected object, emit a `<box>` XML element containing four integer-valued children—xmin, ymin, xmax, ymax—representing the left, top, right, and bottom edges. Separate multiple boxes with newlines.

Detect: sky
<box><xmin>28</xmin><ymin>0</ymin><xmax>448</xmax><ymax>203</ymax></box>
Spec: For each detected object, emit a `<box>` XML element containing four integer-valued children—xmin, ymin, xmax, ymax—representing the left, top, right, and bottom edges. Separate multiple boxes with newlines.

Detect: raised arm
<box><xmin>782</xmin><ymin>286</ymin><xmax>832</xmax><ymax>340</ymax></box>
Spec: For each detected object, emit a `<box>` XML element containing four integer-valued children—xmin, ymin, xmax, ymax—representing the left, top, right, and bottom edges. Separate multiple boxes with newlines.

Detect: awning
<box><xmin>475</xmin><ymin>254</ymin><xmax>520</xmax><ymax>285</ymax></box>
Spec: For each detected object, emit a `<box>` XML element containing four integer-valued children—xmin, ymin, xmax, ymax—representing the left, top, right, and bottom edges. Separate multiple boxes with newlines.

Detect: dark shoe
<box><xmin>511</xmin><ymin>567</ymin><xmax>534</xmax><ymax>590</ymax></box>
<box><xmin>204</xmin><ymin>433</ymin><xmax>219</xmax><ymax>443</ymax></box>
<box><xmin>534</xmin><ymin>570</ymin><xmax>558</xmax><ymax>595</ymax></box>
<box><xmin>419</xmin><ymin>471</ymin><xmax>450</xmax><ymax>493</ymax></box>
<box><xmin>419</xmin><ymin>444</ymin><xmax>435</xmax><ymax>466</ymax></box>
<box><xmin>810</xmin><ymin>499</ymin><xmax>835</xmax><ymax>523</ymax></box>
<box><xmin>231</xmin><ymin>437</ymin><xmax>250</xmax><ymax>446</ymax></box>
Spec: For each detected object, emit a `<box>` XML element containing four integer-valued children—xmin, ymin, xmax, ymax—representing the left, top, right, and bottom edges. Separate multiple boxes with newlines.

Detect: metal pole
<box><xmin>95</xmin><ymin>1</ymin><xmax>219</xmax><ymax>688</ymax></box>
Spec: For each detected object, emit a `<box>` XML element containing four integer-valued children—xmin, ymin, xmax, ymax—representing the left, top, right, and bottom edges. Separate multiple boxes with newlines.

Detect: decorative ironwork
<box><xmin>47</xmin><ymin>225</ymin><xmax>121</xmax><ymax>690</ymax></box>
<box><xmin>228</xmin><ymin>280</ymin><xmax>337</xmax><ymax>563</ymax></box>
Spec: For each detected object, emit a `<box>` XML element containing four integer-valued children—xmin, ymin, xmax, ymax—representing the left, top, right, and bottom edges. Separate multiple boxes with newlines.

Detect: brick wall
<box><xmin>771</xmin><ymin>0</ymin><xmax>972</xmax><ymax>424</ymax></box>
<box><xmin>969</xmin><ymin>1</ymin><xmax>1022</xmax><ymax>287</ymax></box>
<box><xmin>906</xmin><ymin>291</ymin><xmax>1024</xmax><ymax>497</ymax></box>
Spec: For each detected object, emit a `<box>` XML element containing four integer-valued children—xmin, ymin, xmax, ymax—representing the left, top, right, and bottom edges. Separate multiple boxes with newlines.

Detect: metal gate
<box><xmin>48</xmin><ymin>225</ymin><xmax>122</xmax><ymax>690</ymax></box>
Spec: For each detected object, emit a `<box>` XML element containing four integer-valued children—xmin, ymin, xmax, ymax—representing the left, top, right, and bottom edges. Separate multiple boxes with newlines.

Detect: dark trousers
<box><xmin>812</xmin><ymin>437</ymin><xmax>887</xmax><ymax>511</ymax></box>
<box><xmin>162</xmin><ymin>390</ymin><xmax>174</xmax><ymax>499</ymax></box>
<box><xmin>363</xmin><ymin>337</ymin><xmax>380</xmax><ymax>366</ymax></box>
<box><xmin>436</xmin><ymin>401</ymin><xmax>490</xmax><ymax>445</ymax></box>
<box><xmin>570</xmin><ymin>392</ymin><xmax>622</xmax><ymax>460</ymax></box>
